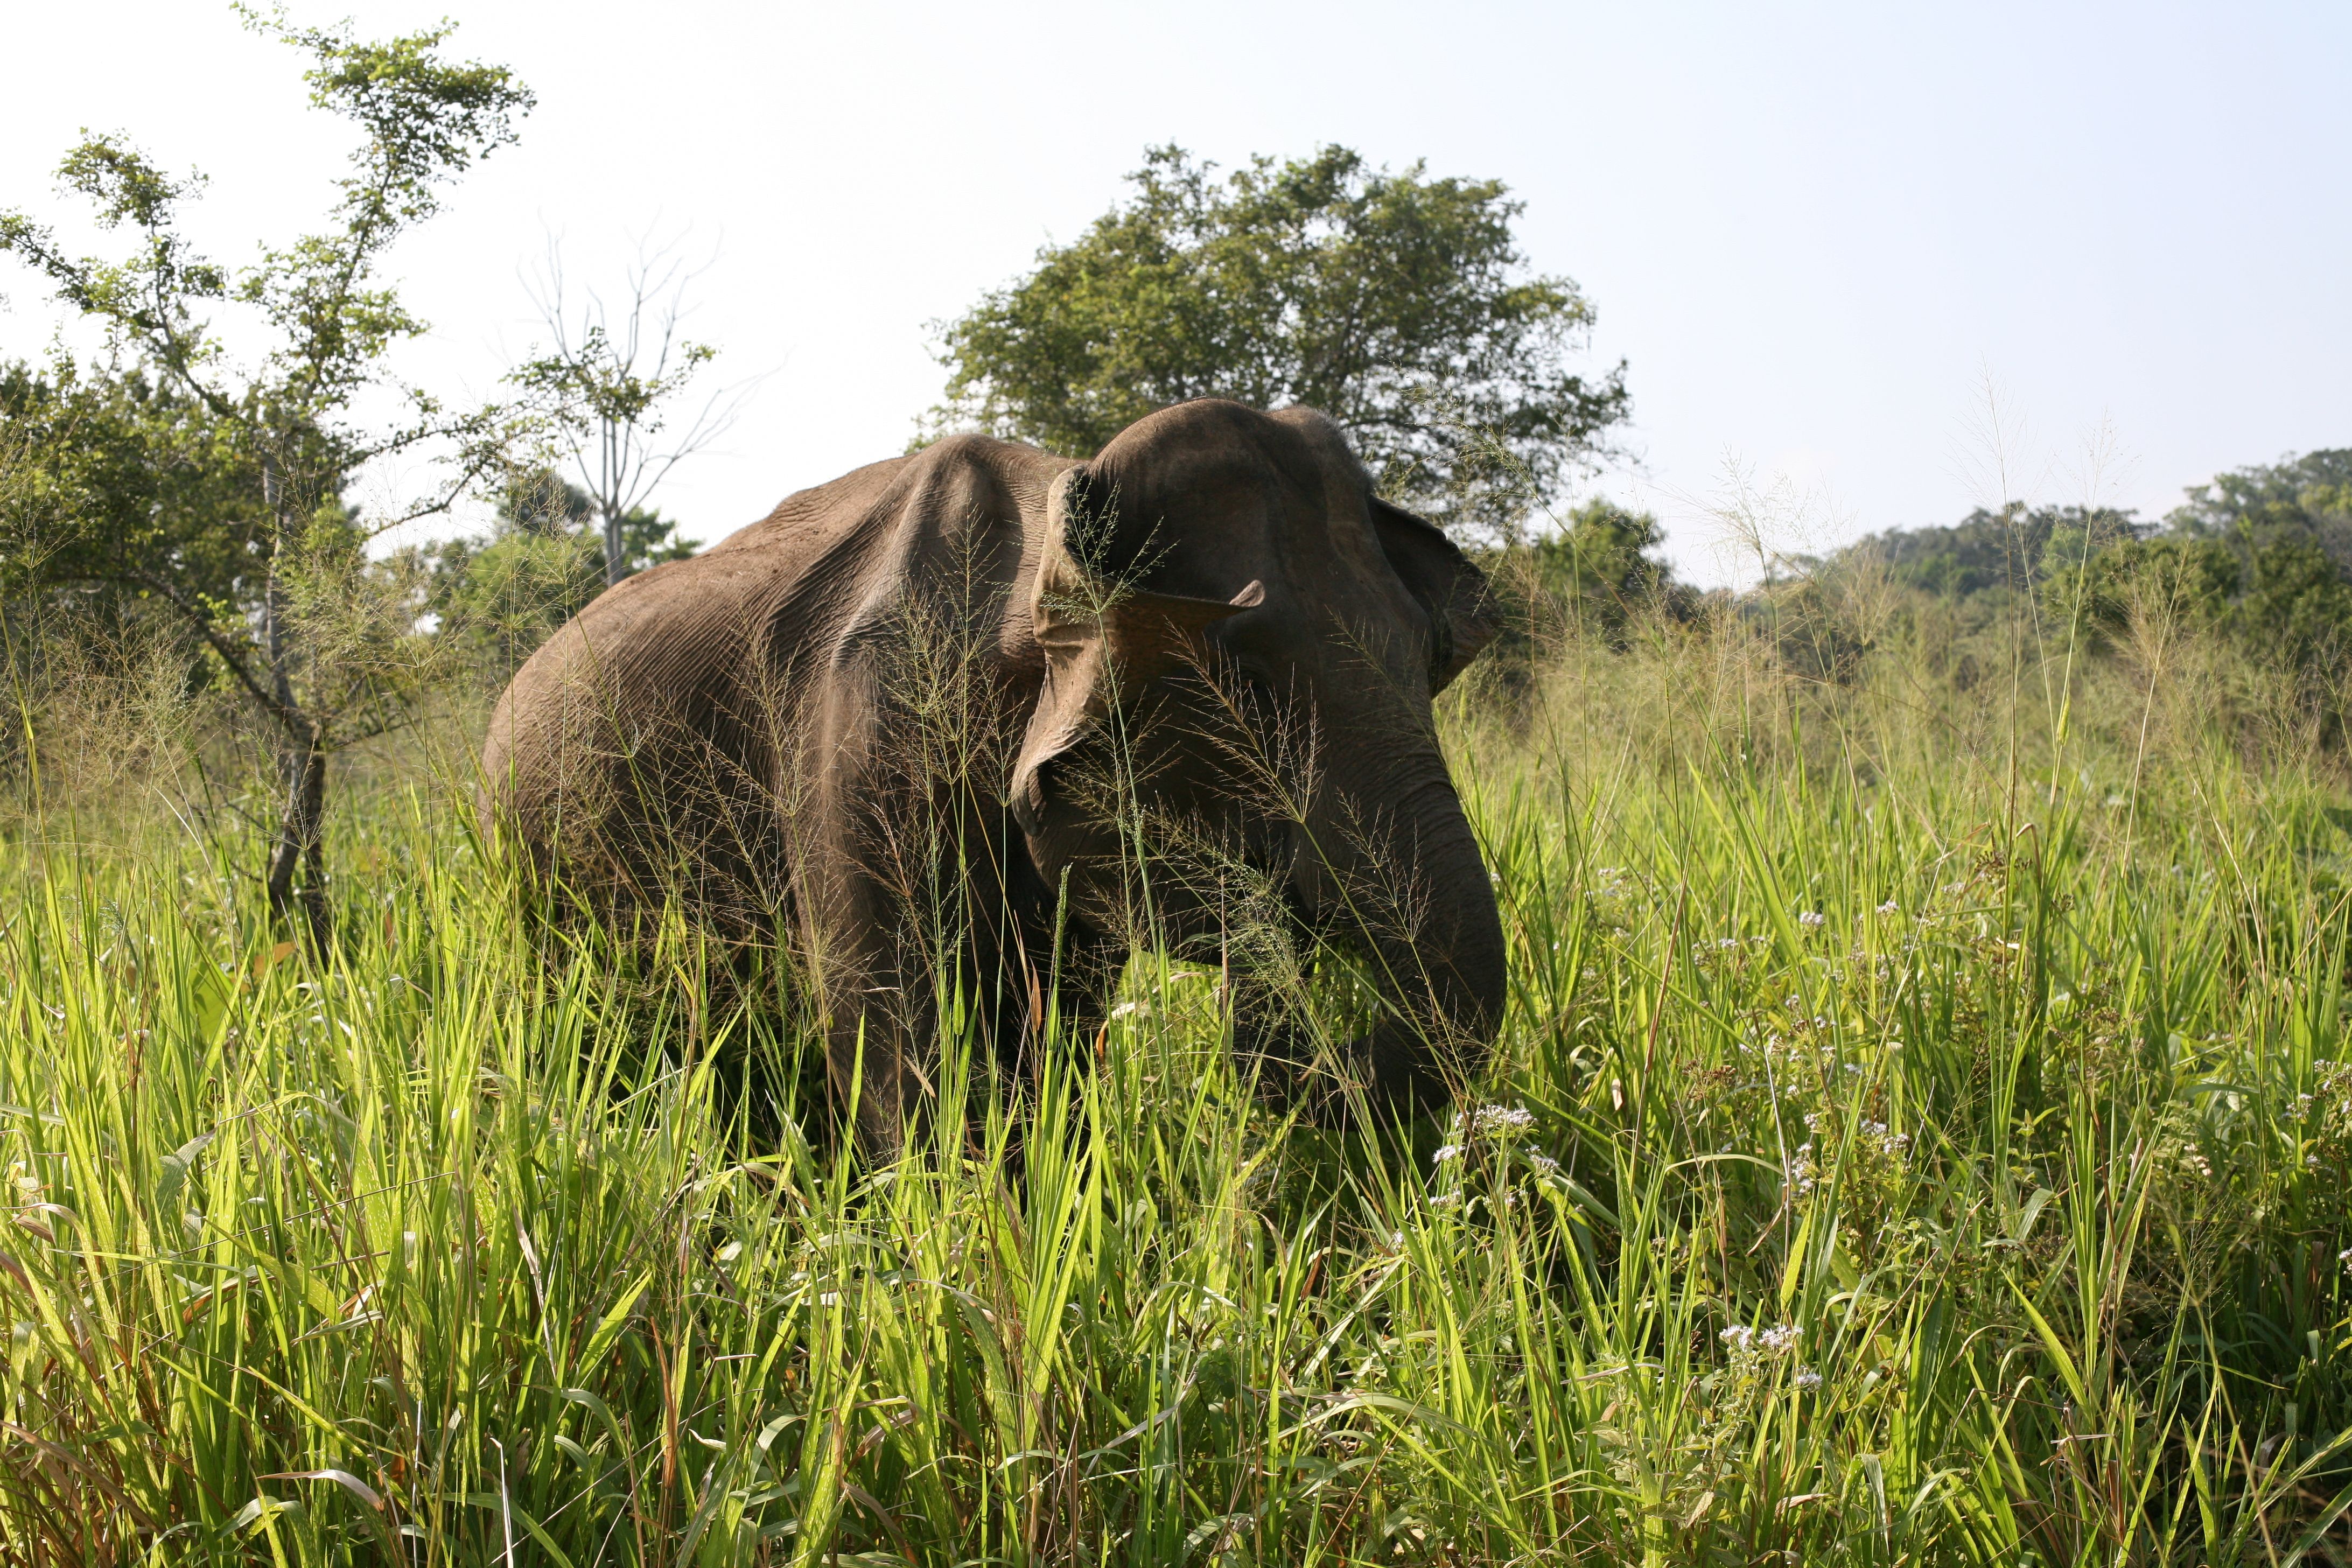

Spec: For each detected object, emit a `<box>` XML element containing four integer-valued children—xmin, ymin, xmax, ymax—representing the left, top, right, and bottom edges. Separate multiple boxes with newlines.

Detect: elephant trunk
<box><xmin>1331</xmin><ymin>775</ymin><xmax>1506</xmax><ymax>1121</ymax></box>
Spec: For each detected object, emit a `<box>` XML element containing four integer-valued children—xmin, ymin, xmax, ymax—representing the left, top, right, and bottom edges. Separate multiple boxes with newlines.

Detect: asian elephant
<box><xmin>480</xmin><ymin>399</ymin><xmax>1503</xmax><ymax>1152</ymax></box>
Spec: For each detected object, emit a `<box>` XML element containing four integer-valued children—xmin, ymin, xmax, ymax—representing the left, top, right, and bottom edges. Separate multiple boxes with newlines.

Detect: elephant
<box><xmin>480</xmin><ymin>399</ymin><xmax>1503</xmax><ymax>1152</ymax></box>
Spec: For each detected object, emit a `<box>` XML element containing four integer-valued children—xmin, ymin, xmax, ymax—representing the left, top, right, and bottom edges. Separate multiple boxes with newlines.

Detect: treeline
<box><xmin>1854</xmin><ymin>449</ymin><xmax>2352</xmax><ymax>668</ymax></box>
<box><xmin>0</xmin><ymin>361</ymin><xmax>688</xmax><ymax>671</ymax></box>
<box><xmin>1491</xmin><ymin>449</ymin><xmax>2352</xmax><ymax>726</ymax></box>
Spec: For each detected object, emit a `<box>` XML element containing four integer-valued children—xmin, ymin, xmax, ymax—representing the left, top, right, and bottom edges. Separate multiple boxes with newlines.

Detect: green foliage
<box><xmin>931</xmin><ymin>144</ymin><xmax>1629</xmax><ymax>540</ymax></box>
<box><xmin>3</xmin><ymin>15</ymin><xmax>531</xmax><ymax>453</ymax></box>
<box><xmin>512</xmin><ymin>328</ymin><xmax>715</xmax><ymax>437</ymax></box>
<box><xmin>1858</xmin><ymin>504</ymin><xmax>2143</xmax><ymax>601</ymax></box>
<box><xmin>2048</xmin><ymin>534</ymin><xmax>2243</xmax><ymax>640</ymax></box>
<box><xmin>2170</xmin><ymin>446</ymin><xmax>2352</xmax><ymax>570</ymax></box>
<box><xmin>427</xmin><ymin>470</ymin><xmax>692</xmax><ymax>678</ymax></box>
<box><xmin>1527</xmin><ymin>498</ymin><xmax>1688</xmax><ymax>638</ymax></box>
<box><xmin>2243</xmin><ymin>536</ymin><xmax>2352</xmax><ymax>666</ymax></box>
<box><xmin>1847</xmin><ymin>454</ymin><xmax>2352</xmax><ymax>716</ymax></box>
<box><xmin>2032</xmin><ymin>461</ymin><xmax>2352</xmax><ymax>677</ymax></box>
<box><xmin>0</xmin><ymin>358</ymin><xmax>259</xmax><ymax>622</ymax></box>
<box><xmin>0</xmin><ymin>11</ymin><xmax>532</xmax><ymax>935</ymax></box>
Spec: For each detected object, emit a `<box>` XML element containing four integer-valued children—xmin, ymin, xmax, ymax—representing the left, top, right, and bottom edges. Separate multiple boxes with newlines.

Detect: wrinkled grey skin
<box><xmin>482</xmin><ymin>400</ymin><xmax>1502</xmax><ymax>1152</ymax></box>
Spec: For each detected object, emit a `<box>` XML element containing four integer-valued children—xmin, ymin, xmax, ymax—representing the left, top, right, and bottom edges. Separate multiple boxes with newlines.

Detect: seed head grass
<box><xmin>4</xmin><ymin>612</ymin><xmax>2352</xmax><ymax>1565</ymax></box>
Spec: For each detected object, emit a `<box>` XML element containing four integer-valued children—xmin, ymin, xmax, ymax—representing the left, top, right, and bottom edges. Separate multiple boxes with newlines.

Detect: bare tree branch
<box><xmin>515</xmin><ymin>227</ymin><xmax>766</xmax><ymax>585</ymax></box>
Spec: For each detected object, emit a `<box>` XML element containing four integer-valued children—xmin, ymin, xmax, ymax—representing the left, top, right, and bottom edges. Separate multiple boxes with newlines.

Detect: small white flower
<box><xmin>1794</xmin><ymin>1367</ymin><xmax>1823</xmax><ymax>1391</ymax></box>
<box><xmin>1797</xmin><ymin>911</ymin><xmax>1826</xmax><ymax>930</ymax></box>
<box><xmin>1760</xmin><ymin>1322</ymin><xmax>1801</xmax><ymax>1354</ymax></box>
<box><xmin>1528</xmin><ymin>1152</ymin><xmax>1560</xmax><ymax>1175</ymax></box>
<box><xmin>1876</xmin><ymin>900</ymin><xmax>1900</xmax><ymax>916</ymax></box>
<box><xmin>1717</xmin><ymin>937</ymin><xmax>1741</xmax><ymax>950</ymax></box>
<box><xmin>1432</xmin><ymin>1144</ymin><xmax>1463</xmax><ymax>1164</ymax></box>
<box><xmin>1473</xmin><ymin>1104</ymin><xmax>1536</xmax><ymax>1137</ymax></box>
<box><xmin>1720</xmin><ymin>1325</ymin><xmax>1756</xmax><ymax>1352</ymax></box>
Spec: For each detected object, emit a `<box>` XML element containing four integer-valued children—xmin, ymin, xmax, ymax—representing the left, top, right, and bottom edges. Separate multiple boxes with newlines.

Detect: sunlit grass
<box><xmin>5</xmin><ymin>645</ymin><xmax>2352</xmax><ymax>1565</ymax></box>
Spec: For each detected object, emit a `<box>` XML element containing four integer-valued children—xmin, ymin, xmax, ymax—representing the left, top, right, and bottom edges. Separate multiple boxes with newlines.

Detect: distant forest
<box><xmin>1842</xmin><ymin>448</ymin><xmax>2352</xmax><ymax>659</ymax></box>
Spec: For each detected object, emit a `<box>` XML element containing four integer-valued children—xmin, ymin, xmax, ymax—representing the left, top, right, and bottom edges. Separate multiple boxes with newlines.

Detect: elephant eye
<box><xmin>1230</xmin><ymin>663</ymin><xmax>1286</xmax><ymax>717</ymax></box>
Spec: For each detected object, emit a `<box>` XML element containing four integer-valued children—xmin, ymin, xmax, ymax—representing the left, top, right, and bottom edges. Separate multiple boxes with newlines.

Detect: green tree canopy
<box><xmin>930</xmin><ymin>144</ymin><xmax>1629</xmax><ymax>542</ymax></box>
<box><xmin>0</xmin><ymin>358</ymin><xmax>260</xmax><ymax>627</ymax></box>
<box><xmin>426</xmin><ymin>468</ymin><xmax>691</xmax><ymax>680</ymax></box>
<box><xmin>1832</xmin><ymin>449</ymin><xmax>2352</xmax><ymax>684</ymax></box>
<box><xmin>2169</xmin><ymin>447</ymin><xmax>2352</xmax><ymax>573</ymax></box>
<box><xmin>1528</xmin><ymin>499</ymin><xmax>1687</xmax><ymax>638</ymax></box>
<box><xmin>1853</xmin><ymin>505</ymin><xmax>2143</xmax><ymax>601</ymax></box>
<box><xmin>0</xmin><ymin>10</ymin><xmax>533</xmax><ymax>941</ymax></box>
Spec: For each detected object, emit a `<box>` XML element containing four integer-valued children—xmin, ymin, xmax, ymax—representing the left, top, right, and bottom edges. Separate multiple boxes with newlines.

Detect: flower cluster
<box><xmin>1719</xmin><ymin>1321</ymin><xmax>1819</xmax><ymax>1394</ymax></box>
<box><xmin>1786</xmin><ymin>1111</ymin><xmax>1913</xmax><ymax>1254</ymax></box>
<box><xmin>1472</xmin><ymin>1103</ymin><xmax>1536</xmax><ymax>1138</ymax></box>
<box><xmin>1858</xmin><ymin>1118</ymin><xmax>1910</xmax><ymax>1158</ymax></box>
<box><xmin>1432</xmin><ymin>1103</ymin><xmax>1544</xmax><ymax>1168</ymax></box>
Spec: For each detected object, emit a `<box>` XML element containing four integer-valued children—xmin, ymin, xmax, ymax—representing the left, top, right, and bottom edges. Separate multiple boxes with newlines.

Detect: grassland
<box><xmin>5</xmin><ymin>605</ymin><xmax>2352</xmax><ymax>1566</ymax></box>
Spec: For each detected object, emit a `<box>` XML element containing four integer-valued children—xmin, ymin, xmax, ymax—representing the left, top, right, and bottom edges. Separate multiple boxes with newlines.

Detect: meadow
<box><xmin>5</xmin><ymin>590</ymin><xmax>2352</xmax><ymax>1567</ymax></box>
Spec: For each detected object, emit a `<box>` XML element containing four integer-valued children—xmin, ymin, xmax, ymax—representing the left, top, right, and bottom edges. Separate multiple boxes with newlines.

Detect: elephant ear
<box><xmin>1369</xmin><ymin>497</ymin><xmax>1496</xmax><ymax>692</ymax></box>
<box><xmin>1010</xmin><ymin>467</ymin><xmax>1263</xmax><ymax>832</ymax></box>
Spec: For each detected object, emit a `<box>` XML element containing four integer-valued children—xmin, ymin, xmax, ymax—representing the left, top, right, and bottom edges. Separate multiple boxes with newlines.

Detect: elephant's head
<box><xmin>1009</xmin><ymin>399</ymin><xmax>1503</xmax><ymax>1118</ymax></box>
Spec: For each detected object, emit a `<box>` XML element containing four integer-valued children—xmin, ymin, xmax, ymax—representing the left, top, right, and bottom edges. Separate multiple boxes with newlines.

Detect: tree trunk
<box><xmin>261</xmin><ymin>456</ymin><xmax>333</xmax><ymax>950</ymax></box>
<box><xmin>265</xmin><ymin>727</ymin><xmax>331</xmax><ymax>951</ymax></box>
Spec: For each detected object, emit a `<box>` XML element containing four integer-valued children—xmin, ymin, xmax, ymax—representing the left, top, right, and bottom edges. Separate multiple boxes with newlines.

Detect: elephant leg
<box><xmin>795</xmin><ymin>796</ymin><xmax>1076</xmax><ymax>1158</ymax></box>
<box><xmin>795</xmin><ymin>819</ymin><xmax>940</xmax><ymax>1159</ymax></box>
<box><xmin>1225</xmin><ymin>965</ymin><xmax>1317</xmax><ymax>1109</ymax></box>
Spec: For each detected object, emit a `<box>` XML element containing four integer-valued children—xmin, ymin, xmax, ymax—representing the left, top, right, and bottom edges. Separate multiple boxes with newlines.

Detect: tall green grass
<box><xmin>5</xmin><ymin>624</ymin><xmax>2352</xmax><ymax>1565</ymax></box>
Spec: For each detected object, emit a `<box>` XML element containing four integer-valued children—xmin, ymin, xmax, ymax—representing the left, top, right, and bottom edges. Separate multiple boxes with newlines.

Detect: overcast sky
<box><xmin>3</xmin><ymin>1</ymin><xmax>2344</xmax><ymax>583</ymax></box>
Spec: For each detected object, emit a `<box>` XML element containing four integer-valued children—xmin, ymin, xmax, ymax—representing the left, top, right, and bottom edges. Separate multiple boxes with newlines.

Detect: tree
<box><xmin>512</xmin><ymin>238</ymin><xmax>746</xmax><ymax>588</ymax></box>
<box><xmin>0</xmin><ymin>358</ymin><xmax>257</xmax><ymax>625</ymax></box>
<box><xmin>2239</xmin><ymin>536</ymin><xmax>2352</xmax><ymax>667</ymax></box>
<box><xmin>930</xmin><ymin>144</ymin><xmax>1629</xmax><ymax>542</ymax></box>
<box><xmin>2028</xmin><ymin>452</ymin><xmax>2352</xmax><ymax>671</ymax></box>
<box><xmin>2050</xmin><ymin>534</ymin><xmax>2242</xmax><ymax>642</ymax></box>
<box><xmin>2169</xmin><ymin>448</ymin><xmax>2352</xmax><ymax>574</ymax></box>
<box><xmin>1856</xmin><ymin>505</ymin><xmax>2143</xmax><ymax>601</ymax></box>
<box><xmin>427</xmin><ymin>468</ymin><xmax>690</xmax><ymax>679</ymax></box>
<box><xmin>1528</xmin><ymin>499</ymin><xmax>1688</xmax><ymax>641</ymax></box>
<box><xmin>0</xmin><ymin>10</ymin><xmax>533</xmax><ymax>943</ymax></box>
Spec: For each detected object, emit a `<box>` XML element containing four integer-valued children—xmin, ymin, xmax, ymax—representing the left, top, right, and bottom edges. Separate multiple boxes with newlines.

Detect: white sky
<box><xmin>3</xmin><ymin>1</ymin><xmax>2345</xmax><ymax>586</ymax></box>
